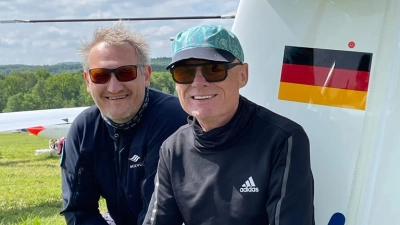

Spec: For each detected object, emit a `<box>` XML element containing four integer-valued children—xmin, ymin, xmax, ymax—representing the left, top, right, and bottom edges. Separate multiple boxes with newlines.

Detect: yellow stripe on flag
<box><xmin>278</xmin><ymin>82</ymin><xmax>367</xmax><ymax>110</ymax></box>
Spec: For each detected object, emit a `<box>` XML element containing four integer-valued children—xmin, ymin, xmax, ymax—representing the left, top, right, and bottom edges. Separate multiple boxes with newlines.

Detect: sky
<box><xmin>0</xmin><ymin>0</ymin><xmax>240</xmax><ymax>65</ymax></box>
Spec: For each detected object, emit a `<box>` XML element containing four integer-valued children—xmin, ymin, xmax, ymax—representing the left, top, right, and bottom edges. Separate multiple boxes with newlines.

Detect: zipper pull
<box><xmin>77</xmin><ymin>167</ymin><xmax>84</xmax><ymax>184</ymax></box>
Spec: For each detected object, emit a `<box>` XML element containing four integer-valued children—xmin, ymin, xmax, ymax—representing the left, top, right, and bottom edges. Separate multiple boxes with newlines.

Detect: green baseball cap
<box><xmin>167</xmin><ymin>24</ymin><xmax>244</xmax><ymax>69</ymax></box>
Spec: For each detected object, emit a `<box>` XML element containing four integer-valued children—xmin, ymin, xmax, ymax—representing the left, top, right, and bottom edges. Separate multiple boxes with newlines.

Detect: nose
<box><xmin>107</xmin><ymin>73</ymin><xmax>124</xmax><ymax>93</ymax></box>
<box><xmin>191</xmin><ymin>67</ymin><xmax>208</xmax><ymax>87</ymax></box>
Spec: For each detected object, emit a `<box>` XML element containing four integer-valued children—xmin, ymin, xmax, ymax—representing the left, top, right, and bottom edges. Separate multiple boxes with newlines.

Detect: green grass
<box><xmin>0</xmin><ymin>133</ymin><xmax>106</xmax><ymax>225</ymax></box>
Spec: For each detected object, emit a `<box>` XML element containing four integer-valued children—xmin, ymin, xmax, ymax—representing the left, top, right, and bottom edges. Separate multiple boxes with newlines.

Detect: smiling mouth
<box><xmin>106</xmin><ymin>95</ymin><xmax>128</xmax><ymax>100</ymax></box>
<box><xmin>192</xmin><ymin>95</ymin><xmax>216</xmax><ymax>100</ymax></box>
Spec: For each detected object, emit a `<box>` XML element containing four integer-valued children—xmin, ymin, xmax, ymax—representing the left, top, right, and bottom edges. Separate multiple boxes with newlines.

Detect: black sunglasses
<box><xmin>170</xmin><ymin>62</ymin><xmax>242</xmax><ymax>84</ymax></box>
<box><xmin>89</xmin><ymin>65</ymin><xmax>141</xmax><ymax>84</ymax></box>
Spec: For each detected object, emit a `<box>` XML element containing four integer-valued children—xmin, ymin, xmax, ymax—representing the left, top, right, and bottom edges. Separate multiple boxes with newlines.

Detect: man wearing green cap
<box><xmin>143</xmin><ymin>24</ymin><xmax>315</xmax><ymax>225</ymax></box>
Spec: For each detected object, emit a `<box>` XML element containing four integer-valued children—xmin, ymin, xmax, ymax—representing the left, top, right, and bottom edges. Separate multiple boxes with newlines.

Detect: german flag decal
<box><xmin>278</xmin><ymin>46</ymin><xmax>372</xmax><ymax>110</ymax></box>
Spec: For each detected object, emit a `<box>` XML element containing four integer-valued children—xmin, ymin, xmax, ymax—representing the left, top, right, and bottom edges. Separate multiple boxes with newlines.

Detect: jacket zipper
<box><xmin>140</xmin><ymin>155</ymin><xmax>148</xmax><ymax>212</ymax></box>
<box><xmin>72</xmin><ymin>167</ymin><xmax>84</xmax><ymax>202</ymax></box>
<box><xmin>113</xmin><ymin>132</ymin><xmax>123</xmax><ymax>219</ymax></box>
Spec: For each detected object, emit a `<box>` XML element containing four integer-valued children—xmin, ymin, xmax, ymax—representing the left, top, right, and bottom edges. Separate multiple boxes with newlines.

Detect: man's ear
<box><xmin>239</xmin><ymin>63</ymin><xmax>249</xmax><ymax>88</ymax></box>
<box><xmin>83</xmin><ymin>71</ymin><xmax>91</xmax><ymax>92</ymax></box>
<box><xmin>143</xmin><ymin>65</ymin><xmax>152</xmax><ymax>87</ymax></box>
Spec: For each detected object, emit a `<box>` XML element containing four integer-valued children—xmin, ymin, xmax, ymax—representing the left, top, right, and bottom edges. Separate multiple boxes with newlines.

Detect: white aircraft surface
<box><xmin>233</xmin><ymin>0</ymin><xmax>400</xmax><ymax>224</ymax></box>
<box><xmin>1</xmin><ymin>0</ymin><xmax>400</xmax><ymax>224</ymax></box>
<box><xmin>26</xmin><ymin>124</ymin><xmax>72</xmax><ymax>140</ymax></box>
<box><xmin>0</xmin><ymin>107</ymin><xmax>87</xmax><ymax>138</ymax></box>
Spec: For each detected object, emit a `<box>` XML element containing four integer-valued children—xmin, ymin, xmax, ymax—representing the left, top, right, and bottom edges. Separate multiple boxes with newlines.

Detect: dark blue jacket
<box><xmin>60</xmin><ymin>88</ymin><xmax>187</xmax><ymax>225</ymax></box>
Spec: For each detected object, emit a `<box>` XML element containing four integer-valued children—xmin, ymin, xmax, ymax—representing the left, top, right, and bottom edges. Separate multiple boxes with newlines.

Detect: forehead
<box><xmin>92</xmin><ymin>41</ymin><xmax>136</xmax><ymax>52</ymax></box>
<box><xmin>89</xmin><ymin>42</ymin><xmax>138</xmax><ymax>68</ymax></box>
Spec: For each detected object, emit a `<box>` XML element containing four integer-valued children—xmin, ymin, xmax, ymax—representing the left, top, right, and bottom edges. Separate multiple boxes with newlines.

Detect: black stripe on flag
<box><xmin>283</xmin><ymin>46</ymin><xmax>373</xmax><ymax>72</ymax></box>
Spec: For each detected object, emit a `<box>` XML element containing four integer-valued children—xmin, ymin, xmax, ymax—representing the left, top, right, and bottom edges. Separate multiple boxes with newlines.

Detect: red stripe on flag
<box><xmin>281</xmin><ymin>64</ymin><xmax>369</xmax><ymax>91</ymax></box>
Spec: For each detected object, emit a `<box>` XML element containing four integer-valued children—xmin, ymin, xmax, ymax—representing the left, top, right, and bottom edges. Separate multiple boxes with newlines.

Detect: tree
<box><xmin>150</xmin><ymin>71</ymin><xmax>176</xmax><ymax>95</ymax></box>
<box><xmin>44</xmin><ymin>73</ymin><xmax>85</xmax><ymax>108</ymax></box>
<box><xmin>34</xmin><ymin>68</ymin><xmax>51</xmax><ymax>80</ymax></box>
<box><xmin>3</xmin><ymin>93</ymin><xmax>25</xmax><ymax>112</ymax></box>
<box><xmin>1</xmin><ymin>75</ymin><xmax>26</xmax><ymax>100</ymax></box>
<box><xmin>3</xmin><ymin>92</ymin><xmax>42</xmax><ymax>112</ymax></box>
<box><xmin>31</xmin><ymin>78</ymin><xmax>47</xmax><ymax>109</ymax></box>
<box><xmin>8</xmin><ymin>71</ymin><xmax>38</xmax><ymax>94</ymax></box>
<box><xmin>21</xmin><ymin>93</ymin><xmax>41</xmax><ymax>111</ymax></box>
<box><xmin>0</xmin><ymin>75</ymin><xmax>5</xmax><ymax>112</ymax></box>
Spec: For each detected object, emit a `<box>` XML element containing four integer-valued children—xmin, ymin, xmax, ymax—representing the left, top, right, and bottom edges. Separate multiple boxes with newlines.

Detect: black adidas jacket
<box><xmin>60</xmin><ymin>88</ymin><xmax>187</xmax><ymax>225</ymax></box>
<box><xmin>143</xmin><ymin>96</ymin><xmax>315</xmax><ymax>225</ymax></box>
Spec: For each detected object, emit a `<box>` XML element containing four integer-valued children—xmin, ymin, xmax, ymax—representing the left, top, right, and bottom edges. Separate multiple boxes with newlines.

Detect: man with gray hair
<box><xmin>143</xmin><ymin>24</ymin><xmax>314</xmax><ymax>225</ymax></box>
<box><xmin>60</xmin><ymin>22</ymin><xmax>187</xmax><ymax>225</ymax></box>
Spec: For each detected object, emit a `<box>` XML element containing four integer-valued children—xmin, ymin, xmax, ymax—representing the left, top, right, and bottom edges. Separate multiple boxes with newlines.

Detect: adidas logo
<box><xmin>128</xmin><ymin>155</ymin><xmax>141</xmax><ymax>162</ymax></box>
<box><xmin>240</xmin><ymin>176</ymin><xmax>259</xmax><ymax>193</ymax></box>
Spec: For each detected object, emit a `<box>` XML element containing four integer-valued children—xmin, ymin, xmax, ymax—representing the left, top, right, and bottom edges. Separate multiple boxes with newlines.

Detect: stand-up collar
<box><xmin>189</xmin><ymin>96</ymin><xmax>255</xmax><ymax>152</ymax></box>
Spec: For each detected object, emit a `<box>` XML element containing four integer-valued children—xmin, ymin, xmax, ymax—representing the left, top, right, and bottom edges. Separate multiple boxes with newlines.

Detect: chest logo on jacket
<box><xmin>128</xmin><ymin>155</ymin><xmax>144</xmax><ymax>168</ymax></box>
<box><xmin>240</xmin><ymin>176</ymin><xmax>259</xmax><ymax>193</ymax></box>
<box><xmin>128</xmin><ymin>155</ymin><xmax>141</xmax><ymax>162</ymax></box>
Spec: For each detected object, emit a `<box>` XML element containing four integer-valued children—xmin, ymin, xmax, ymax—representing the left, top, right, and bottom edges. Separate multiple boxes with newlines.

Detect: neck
<box><xmin>198</xmin><ymin>107</ymin><xmax>239</xmax><ymax>132</ymax></box>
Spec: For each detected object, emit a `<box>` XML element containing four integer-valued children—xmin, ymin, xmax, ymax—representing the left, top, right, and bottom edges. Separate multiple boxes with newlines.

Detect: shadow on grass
<box><xmin>0</xmin><ymin>199</ymin><xmax>63</xmax><ymax>224</ymax></box>
<box><xmin>0</xmin><ymin>159</ymin><xmax>33</xmax><ymax>167</ymax></box>
<box><xmin>0</xmin><ymin>155</ymin><xmax>60</xmax><ymax>167</ymax></box>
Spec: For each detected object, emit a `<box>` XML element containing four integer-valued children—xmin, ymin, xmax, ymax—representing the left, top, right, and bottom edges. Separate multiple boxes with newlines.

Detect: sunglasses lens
<box><xmin>89</xmin><ymin>65</ymin><xmax>138</xmax><ymax>84</ymax></box>
<box><xmin>171</xmin><ymin>67</ymin><xmax>196</xmax><ymax>84</ymax></box>
<box><xmin>90</xmin><ymin>68</ymin><xmax>111</xmax><ymax>84</ymax></box>
<box><xmin>171</xmin><ymin>63</ymin><xmax>227</xmax><ymax>84</ymax></box>
<box><xmin>202</xmin><ymin>64</ymin><xmax>226</xmax><ymax>82</ymax></box>
<box><xmin>115</xmin><ymin>65</ymin><xmax>138</xmax><ymax>82</ymax></box>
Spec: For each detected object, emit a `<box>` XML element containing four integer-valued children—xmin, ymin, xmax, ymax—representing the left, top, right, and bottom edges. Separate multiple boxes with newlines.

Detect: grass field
<box><xmin>0</xmin><ymin>133</ymin><xmax>106</xmax><ymax>225</ymax></box>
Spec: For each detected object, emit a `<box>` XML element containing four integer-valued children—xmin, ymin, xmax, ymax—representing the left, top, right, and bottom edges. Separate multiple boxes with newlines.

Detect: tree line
<box><xmin>0</xmin><ymin>58</ymin><xmax>172</xmax><ymax>76</ymax></box>
<box><xmin>0</xmin><ymin>58</ymin><xmax>175</xmax><ymax>113</ymax></box>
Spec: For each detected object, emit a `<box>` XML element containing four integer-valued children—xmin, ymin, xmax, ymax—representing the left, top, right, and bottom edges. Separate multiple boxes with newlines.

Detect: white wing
<box><xmin>0</xmin><ymin>107</ymin><xmax>88</xmax><ymax>132</ymax></box>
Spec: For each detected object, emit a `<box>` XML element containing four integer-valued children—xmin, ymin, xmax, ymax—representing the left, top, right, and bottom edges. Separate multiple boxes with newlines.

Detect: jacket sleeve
<box><xmin>60</xmin><ymin>121</ymin><xmax>108</xmax><ymax>225</ymax></box>
<box><xmin>142</xmin><ymin>145</ymin><xmax>184</xmax><ymax>225</ymax></box>
<box><xmin>267</xmin><ymin>127</ymin><xmax>315</xmax><ymax>225</ymax></box>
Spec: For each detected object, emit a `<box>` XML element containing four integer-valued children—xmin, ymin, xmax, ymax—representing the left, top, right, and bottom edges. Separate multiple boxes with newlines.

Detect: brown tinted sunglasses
<box><xmin>89</xmin><ymin>65</ymin><xmax>141</xmax><ymax>84</ymax></box>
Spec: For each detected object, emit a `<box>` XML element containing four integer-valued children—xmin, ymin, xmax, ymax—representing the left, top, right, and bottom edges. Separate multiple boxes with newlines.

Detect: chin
<box><xmin>113</xmin><ymin>111</ymin><xmax>136</xmax><ymax>123</ymax></box>
<box><xmin>104</xmin><ymin>112</ymin><xmax>124</xmax><ymax>122</ymax></box>
<box><xmin>191</xmin><ymin>108</ymin><xmax>214</xmax><ymax>117</ymax></box>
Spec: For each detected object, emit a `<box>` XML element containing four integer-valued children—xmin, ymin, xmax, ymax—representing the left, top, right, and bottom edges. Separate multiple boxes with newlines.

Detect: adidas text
<box><xmin>240</xmin><ymin>187</ymin><xmax>259</xmax><ymax>192</ymax></box>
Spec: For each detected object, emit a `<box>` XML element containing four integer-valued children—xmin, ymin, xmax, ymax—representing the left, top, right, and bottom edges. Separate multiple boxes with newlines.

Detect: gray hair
<box><xmin>78</xmin><ymin>21</ymin><xmax>150</xmax><ymax>73</ymax></box>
